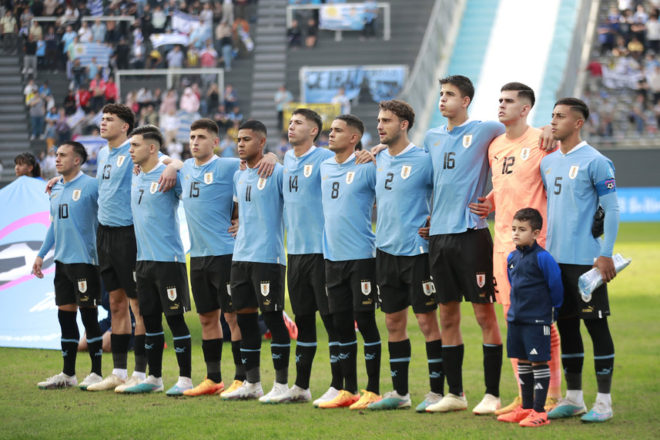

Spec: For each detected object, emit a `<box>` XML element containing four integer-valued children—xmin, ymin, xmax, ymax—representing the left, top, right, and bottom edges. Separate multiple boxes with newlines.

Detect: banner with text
<box><xmin>617</xmin><ymin>187</ymin><xmax>660</xmax><ymax>221</ymax></box>
<box><xmin>319</xmin><ymin>4</ymin><xmax>366</xmax><ymax>31</ymax></box>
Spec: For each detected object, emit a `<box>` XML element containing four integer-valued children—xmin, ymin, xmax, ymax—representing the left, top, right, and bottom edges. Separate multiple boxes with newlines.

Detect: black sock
<box><xmin>389</xmin><ymin>339</ymin><xmax>410</xmax><ymax>395</ymax></box>
<box><xmin>294</xmin><ymin>314</ymin><xmax>317</xmax><ymax>389</ymax></box>
<box><xmin>80</xmin><ymin>308</ymin><xmax>102</xmax><ymax>376</ymax></box>
<box><xmin>518</xmin><ymin>363</ymin><xmax>534</xmax><ymax>409</ymax></box>
<box><xmin>442</xmin><ymin>344</ymin><xmax>464</xmax><ymax>396</ymax></box>
<box><xmin>143</xmin><ymin>313</ymin><xmax>164</xmax><ymax>378</ymax></box>
<box><xmin>237</xmin><ymin>313</ymin><xmax>261</xmax><ymax>382</ymax></box>
<box><xmin>58</xmin><ymin>310</ymin><xmax>79</xmax><ymax>376</ymax></box>
<box><xmin>533</xmin><ymin>364</ymin><xmax>550</xmax><ymax>412</ymax></box>
<box><xmin>557</xmin><ymin>318</ymin><xmax>584</xmax><ymax>390</ymax></box>
<box><xmin>111</xmin><ymin>334</ymin><xmax>130</xmax><ymax>370</ymax></box>
<box><xmin>321</xmin><ymin>313</ymin><xmax>342</xmax><ymax>390</ymax></box>
<box><xmin>426</xmin><ymin>339</ymin><xmax>444</xmax><ymax>395</ymax></box>
<box><xmin>166</xmin><ymin>314</ymin><xmax>191</xmax><ymax>378</ymax></box>
<box><xmin>263</xmin><ymin>312</ymin><xmax>290</xmax><ymax>384</ymax></box>
<box><xmin>231</xmin><ymin>340</ymin><xmax>246</xmax><ymax>381</ymax></box>
<box><xmin>202</xmin><ymin>338</ymin><xmax>223</xmax><ymax>383</ymax></box>
<box><xmin>355</xmin><ymin>311</ymin><xmax>381</xmax><ymax>394</ymax></box>
<box><xmin>341</xmin><ymin>340</ymin><xmax>358</xmax><ymax>393</ymax></box>
<box><xmin>483</xmin><ymin>344</ymin><xmax>502</xmax><ymax>397</ymax></box>
<box><xmin>585</xmin><ymin>318</ymin><xmax>615</xmax><ymax>394</ymax></box>
<box><xmin>133</xmin><ymin>334</ymin><xmax>147</xmax><ymax>374</ymax></box>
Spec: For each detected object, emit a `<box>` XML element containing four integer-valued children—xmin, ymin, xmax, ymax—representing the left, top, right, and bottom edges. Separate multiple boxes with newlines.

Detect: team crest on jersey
<box><xmin>149</xmin><ymin>182</ymin><xmax>158</xmax><ymax>194</ymax></box>
<box><xmin>476</xmin><ymin>273</ymin><xmax>486</xmax><ymax>288</ymax></box>
<box><xmin>116</xmin><ymin>155</ymin><xmax>126</xmax><ymax>167</ymax></box>
<box><xmin>204</xmin><ymin>172</ymin><xmax>213</xmax><ymax>184</ymax></box>
<box><xmin>569</xmin><ymin>165</ymin><xmax>579</xmax><ymax>179</ymax></box>
<box><xmin>167</xmin><ymin>287</ymin><xmax>177</xmax><ymax>301</ymax></box>
<box><xmin>72</xmin><ymin>189</ymin><xmax>81</xmax><ymax>201</ymax></box>
<box><xmin>346</xmin><ymin>172</ymin><xmax>355</xmax><ymax>184</ymax></box>
<box><xmin>257</xmin><ymin>177</ymin><xmax>267</xmax><ymax>190</ymax></box>
<box><xmin>520</xmin><ymin>148</ymin><xmax>530</xmax><ymax>161</ymax></box>
<box><xmin>361</xmin><ymin>281</ymin><xmax>372</xmax><ymax>296</ymax></box>
<box><xmin>260</xmin><ymin>282</ymin><xmax>270</xmax><ymax>296</ymax></box>
<box><xmin>401</xmin><ymin>165</ymin><xmax>412</xmax><ymax>179</ymax></box>
<box><xmin>462</xmin><ymin>135</ymin><xmax>473</xmax><ymax>148</ymax></box>
<box><xmin>303</xmin><ymin>164</ymin><xmax>313</xmax><ymax>178</ymax></box>
<box><xmin>422</xmin><ymin>281</ymin><xmax>436</xmax><ymax>296</ymax></box>
<box><xmin>77</xmin><ymin>279</ymin><xmax>87</xmax><ymax>293</ymax></box>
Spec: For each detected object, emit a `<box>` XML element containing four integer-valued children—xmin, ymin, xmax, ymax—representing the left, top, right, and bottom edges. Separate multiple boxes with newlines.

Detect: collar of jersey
<box><xmin>109</xmin><ymin>139</ymin><xmax>130</xmax><ymax>153</ymax></box>
<box><xmin>63</xmin><ymin>171</ymin><xmax>84</xmax><ymax>185</ymax></box>
<box><xmin>386</xmin><ymin>143</ymin><xmax>415</xmax><ymax>157</ymax></box>
<box><xmin>562</xmin><ymin>140</ymin><xmax>588</xmax><ymax>156</ymax></box>
<box><xmin>334</xmin><ymin>152</ymin><xmax>355</xmax><ymax>165</ymax></box>
<box><xmin>143</xmin><ymin>162</ymin><xmax>164</xmax><ymax>175</ymax></box>
<box><xmin>445</xmin><ymin>118</ymin><xmax>474</xmax><ymax>133</ymax></box>
<box><xmin>193</xmin><ymin>155</ymin><xmax>218</xmax><ymax>168</ymax></box>
<box><xmin>293</xmin><ymin>145</ymin><xmax>317</xmax><ymax>159</ymax></box>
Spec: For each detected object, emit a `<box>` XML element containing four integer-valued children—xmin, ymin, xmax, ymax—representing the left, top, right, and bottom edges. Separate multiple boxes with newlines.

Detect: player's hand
<box><xmin>228</xmin><ymin>218</ymin><xmax>239</xmax><ymax>237</ymax></box>
<box><xmin>538</xmin><ymin>125</ymin><xmax>557</xmax><ymax>152</ymax></box>
<box><xmin>468</xmin><ymin>197</ymin><xmax>493</xmax><ymax>218</ymax></box>
<box><xmin>158</xmin><ymin>164</ymin><xmax>177</xmax><ymax>192</ymax></box>
<box><xmin>45</xmin><ymin>176</ymin><xmax>61</xmax><ymax>195</ymax></box>
<box><xmin>256</xmin><ymin>152</ymin><xmax>278</xmax><ymax>178</ymax></box>
<box><xmin>418</xmin><ymin>215</ymin><xmax>430</xmax><ymax>240</ymax></box>
<box><xmin>595</xmin><ymin>256</ymin><xmax>616</xmax><ymax>283</ymax></box>
<box><xmin>32</xmin><ymin>256</ymin><xmax>44</xmax><ymax>279</ymax></box>
<box><xmin>355</xmin><ymin>149</ymin><xmax>376</xmax><ymax>164</ymax></box>
<box><xmin>133</xmin><ymin>164</ymin><xmax>140</xmax><ymax>176</ymax></box>
<box><xmin>370</xmin><ymin>144</ymin><xmax>387</xmax><ymax>156</ymax></box>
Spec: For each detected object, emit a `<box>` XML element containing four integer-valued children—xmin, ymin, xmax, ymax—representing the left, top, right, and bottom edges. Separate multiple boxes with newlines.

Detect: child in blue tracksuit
<box><xmin>497</xmin><ymin>208</ymin><xmax>563</xmax><ymax>428</ymax></box>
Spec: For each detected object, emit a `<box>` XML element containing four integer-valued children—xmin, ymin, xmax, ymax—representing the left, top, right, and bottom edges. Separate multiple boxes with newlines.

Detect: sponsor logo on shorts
<box><xmin>569</xmin><ymin>165</ymin><xmax>579</xmax><ymax>179</ymax></box>
<box><xmin>462</xmin><ymin>135</ymin><xmax>472</xmax><ymax>148</ymax></box>
<box><xmin>257</xmin><ymin>177</ymin><xmax>267</xmax><ymax>190</ymax></box>
<box><xmin>346</xmin><ymin>172</ymin><xmax>355</xmax><ymax>185</ymax></box>
<box><xmin>149</xmin><ymin>182</ymin><xmax>158</xmax><ymax>194</ymax></box>
<box><xmin>204</xmin><ymin>172</ymin><xmax>213</xmax><ymax>184</ymax></box>
<box><xmin>167</xmin><ymin>286</ymin><xmax>177</xmax><ymax>301</ymax></box>
<box><xmin>476</xmin><ymin>272</ymin><xmax>486</xmax><ymax>288</ymax></box>
<box><xmin>401</xmin><ymin>165</ymin><xmax>411</xmax><ymax>179</ymax></box>
<box><xmin>422</xmin><ymin>281</ymin><xmax>435</xmax><ymax>296</ymax></box>
<box><xmin>77</xmin><ymin>279</ymin><xmax>87</xmax><ymax>293</ymax></box>
<box><xmin>303</xmin><ymin>164</ymin><xmax>313</xmax><ymax>178</ymax></box>
<box><xmin>361</xmin><ymin>281</ymin><xmax>371</xmax><ymax>296</ymax></box>
<box><xmin>72</xmin><ymin>189</ymin><xmax>81</xmax><ymax>201</ymax></box>
<box><xmin>529</xmin><ymin>348</ymin><xmax>538</xmax><ymax>355</ymax></box>
<box><xmin>520</xmin><ymin>147</ymin><xmax>530</xmax><ymax>161</ymax></box>
<box><xmin>117</xmin><ymin>155</ymin><xmax>126</xmax><ymax>167</ymax></box>
<box><xmin>260</xmin><ymin>282</ymin><xmax>270</xmax><ymax>296</ymax></box>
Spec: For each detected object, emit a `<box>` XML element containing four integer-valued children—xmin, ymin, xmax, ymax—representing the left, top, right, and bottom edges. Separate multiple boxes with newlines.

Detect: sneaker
<box><xmin>349</xmin><ymin>390</ymin><xmax>382</xmax><ymax>410</ymax></box>
<box><xmin>86</xmin><ymin>373</ymin><xmax>125</xmax><ymax>391</ymax></box>
<box><xmin>581</xmin><ymin>401</ymin><xmax>613</xmax><ymax>423</ymax></box>
<box><xmin>495</xmin><ymin>395</ymin><xmax>522</xmax><ymax>415</ymax></box>
<box><xmin>497</xmin><ymin>406</ymin><xmax>532</xmax><ymax>423</ymax></box>
<box><xmin>221</xmin><ymin>381</ymin><xmax>263</xmax><ymax>400</ymax></box>
<box><xmin>318</xmin><ymin>390</ymin><xmax>359</xmax><ymax>409</ymax></box>
<box><xmin>79</xmin><ymin>373</ymin><xmax>103</xmax><ymax>390</ymax></box>
<box><xmin>415</xmin><ymin>391</ymin><xmax>443</xmax><ymax>412</ymax></box>
<box><xmin>220</xmin><ymin>379</ymin><xmax>244</xmax><ymax>397</ymax></box>
<box><xmin>115</xmin><ymin>375</ymin><xmax>142</xmax><ymax>393</ymax></box>
<box><xmin>37</xmin><ymin>372</ymin><xmax>77</xmax><ymax>389</ymax></box>
<box><xmin>259</xmin><ymin>382</ymin><xmax>290</xmax><ymax>403</ymax></box>
<box><xmin>166</xmin><ymin>377</ymin><xmax>193</xmax><ymax>396</ymax></box>
<box><xmin>368</xmin><ymin>390</ymin><xmax>411</xmax><ymax>410</ymax></box>
<box><xmin>183</xmin><ymin>378</ymin><xmax>225</xmax><ymax>396</ymax></box>
<box><xmin>547</xmin><ymin>397</ymin><xmax>587</xmax><ymax>419</ymax></box>
<box><xmin>313</xmin><ymin>386</ymin><xmax>340</xmax><ymax>407</ymax></box>
<box><xmin>280</xmin><ymin>385</ymin><xmax>312</xmax><ymax>403</ymax></box>
<box><xmin>544</xmin><ymin>396</ymin><xmax>560</xmax><ymax>412</ymax></box>
<box><xmin>519</xmin><ymin>409</ymin><xmax>550</xmax><ymax>427</ymax></box>
<box><xmin>472</xmin><ymin>393</ymin><xmax>501</xmax><ymax>415</ymax></box>
<box><xmin>426</xmin><ymin>392</ymin><xmax>468</xmax><ymax>413</ymax></box>
<box><xmin>123</xmin><ymin>375</ymin><xmax>164</xmax><ymax>394</ymax></box>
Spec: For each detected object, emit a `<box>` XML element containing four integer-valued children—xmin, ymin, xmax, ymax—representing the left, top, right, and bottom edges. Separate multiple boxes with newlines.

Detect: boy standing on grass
<box><xmin>497</xmin><ymin>208</ymin><xmax>563</xmax><ymax>427</ymax></box>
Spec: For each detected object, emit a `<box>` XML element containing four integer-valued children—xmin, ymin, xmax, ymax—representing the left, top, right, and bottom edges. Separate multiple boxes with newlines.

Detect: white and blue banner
<box><xmin>71</xmin><ymin>43</ymin><xmax>113</xmax><ymax>69</ymax></box>
<box><xmin>172</xmin><ymin>10</ymin><xmax>200</xmax><ymax>35</ymax></box>
<box><xmin>150</xmin><ymin>33</ymin><xmax>189</xmax><ymax>48</ymax></box>
<box><xmin>301</xmin><ymin>65</ymin><xmax>407</xmax><ymax>103</ymax></box>
<box><xmin>617</xmin><ymin>187</ymin><xmax>660</xmax><ymax>222</ymax></box>
<box><xmin>319</xmin><ymin>4</ymin><xmax>366</xmax><ymax>30</ymax></box>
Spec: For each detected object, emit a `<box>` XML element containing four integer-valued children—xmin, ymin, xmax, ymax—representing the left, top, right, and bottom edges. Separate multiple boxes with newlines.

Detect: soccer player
<box><xmin>33</xmin><ymin>142</ymin><xmax>104</xmax><ymax>389</ymax></box>
<box><xmin>421</xmin><ymin>75</ymin><xmax>505</xmax><ymax>413</ymax></box>
<box><xmin>123</xmin><ymin>125</ymin><xmax>193</xmax><ymax>395</ymax></box>
<box><xmin>179</xmin><ymin>118</ymin><xmax>244</xmax><ymax>396</ymax></box>
<box><xmin>469</xmin><ymin>82</ymin><xmax>562</xmax><ymax>414</ymax></box>
<box><xmin>276</xmin><ymin>108</ymin><xmax>342</xmax><ymax>404</ymax></box>
<box><xmin>318</xmin><ymin>115</ymin><xmax>381</xmax><ymax>410</ymax></box>
<box><xmin>86</xmin><ymin>104</ymin><xmax>180</xmax><ymax>392</ymax></box>
<box><xmin>365</xmin><ymin>100</ymin><xmax>443</xmax><ymax>412</ymax></box>
<box><xmin>541</xmin><ymin>98</ymin><xmax>619</xmax><ymax>422</ymax></box>
<box><xmin>221</xmin><ymin>120</ymin><xmax>291</xmax><ymax>402</ymax></box>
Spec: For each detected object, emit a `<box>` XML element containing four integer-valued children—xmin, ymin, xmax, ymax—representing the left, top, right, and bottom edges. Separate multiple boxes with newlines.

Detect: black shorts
<box><xmin>135</xmin><ymin>261</ymin><xmax>190</xmax><ymax>316</ymax></box>
<box><xmin>97</xmin><ymin>224</ymin><xmax>137</xmax><ymax>298</ymax></box>
<box><xmin>54</xmin><ymin>261</ymin><xmax>101</xmax><ymax>307</ymax></box>
<box><xmin>429</xmin><ymin>228</ymin><xmax>495</xmax><ymax>304</ymax></box>
<box><xmin>507</xmin><ymin>321</ymin><xmax>551</xmax><ymax>362</ymax></box>
<box><xmin>376</xmin><ymin>249</ymin><xmax>437</xmax><ymax>314</ymax></box>
<box><xmin>325</xmin><ymin>258</ymin><xmax>377</xmax><ymax>314</ymax></box>
<box><xmin>287</xmin><ymin>253</ymin><xmax>329</xmax><ymax>316</ymax></box>
<box><xmin>190</xmin><ymin>255</ymin><xmax>234</xmax><ymax>314</ymax></box>
<box><xmin>558</xmin><ymin>264</ymin><xmax>610</xmax><ymax>320</ymax></box>
<box><xmin>230</xmin><ymin>261</ymin><xmax>285</xmax><ymax>312</ymax></box>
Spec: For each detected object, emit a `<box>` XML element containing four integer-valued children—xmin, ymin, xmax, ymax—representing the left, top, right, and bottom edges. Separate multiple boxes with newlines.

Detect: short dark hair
<box><xmin>501</xmin><ymin>82</ymin><xmax>536</xmax><ymax>107</ymax></box>
<box><xmin>379</xmin><ymin>99</ymin><xmax>415</xmax><ymax>131</ymax></box>
<box><xmin>238</xmin><ymin>119</ymin><xmax>267</xmax><ymax>137</ymax></box>
<box><xmin>554</xmin><ymin>97</ymin><xmax>589</xmax><ymax>121</ymax></box>
<box><xmin>130</xmin><ymin>125</ymin><xmax>164</xmax><ymax>147</ymax></box>
<box><xmin>14</xmin><ymin>152</ymin><xmax>41</xmax><ymax>177</ymax></box>
<box><xmin>513</xmin><ymin>207</ymin><xmax>543</xmax><ymax>231</ymax></box>
<box><xmin>190</xmin><ymin>118</ymin><xmax>219</xmax><ymax>136</ymax></box>
<box><xmin>102</xmin><ymin>103</ymin><xmax>135</xmax><ymax>134</ymax></box>
<box><xmin>292</xmin><ymin>108</ymin><xmax>323</xmax><ymax>142</ymax></box>
<box><xmin>439</xmin><ymin>75</ymin><xmax>475</xmax><ymax>102</ymax></box>
<box><xmin>335</xmin><ymin>114</ymin><xmax>364</xmax><ymax>136</ymax></box>
<box><xmin>60</xmin><ymin>141</ymin><xmax>88</xmax><ymax>164</ymax></box>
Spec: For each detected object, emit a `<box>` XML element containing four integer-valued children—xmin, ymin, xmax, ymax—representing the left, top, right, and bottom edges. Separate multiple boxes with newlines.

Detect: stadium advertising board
<box><xmin>617</xmin><ymin>187</ymin><xmax>660</xmax><ymax>222</ymax></box>
<box><xmin>319</xmin><ymin>4</ymin><xmax>367</xmax><ymax>31</ymax></box>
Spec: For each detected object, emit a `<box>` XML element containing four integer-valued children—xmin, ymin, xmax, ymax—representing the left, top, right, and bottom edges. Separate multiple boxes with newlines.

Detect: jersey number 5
<box><xmin>553</xmin><ymin>177</ymin><xmax>562</xmax><ymax>195</ymax></box>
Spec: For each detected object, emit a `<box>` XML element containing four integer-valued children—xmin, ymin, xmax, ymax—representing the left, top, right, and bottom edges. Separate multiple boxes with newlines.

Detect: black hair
<box><xmin>60</xmin><ymin>141</ymin><xmax>88</xmax><ymax>164</ymax></box>
<box><xmin>129</xmin><ymin>125</ymin><xmax>164</xmax><ymax>147</ymax></box>
<box><xmin>513</xmin><ymin>207</ymin><xmax>543</xmax><ymax>231</ymax></box>
<box><xmin>501</xmin><ymin>82</ymin><xmax>536</xmax><ymax>108</ymax></box>
<box><xmin>292</xmin><ymin>108</ymin><xmax>323</xmax><ymax>142</ymax></box>
<box><xmin>238</xmin><ymin>119</ymin><xmax>268</xmax><ymax>137</ymax></box>
<box><xmin>554</xmin><ymin>97</ymin><xmax>590</xmax><ymax>121</ymax></box>
<box><xmin>14</xmin><ymin>152</ymin><xmax>41</xmax><ymax>177</ymax></box>
<box><xmin>439</xmin><ymin>75</ymin><xmax>475</xmax><ymax>102</ymax></box>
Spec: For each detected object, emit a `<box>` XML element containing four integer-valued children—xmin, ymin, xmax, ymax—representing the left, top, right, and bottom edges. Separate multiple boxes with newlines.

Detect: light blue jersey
<box><xmin>283</xmin><ymin>146</ymin><xmax>334</xmax><ymax>255</ymax></box>
<box><xmin>320</xmin><ymin>154</ymin><xmax>376</xmax><ymax>261</ymax></box>
<box><xmin>38</xmin><ymin>173</ymin><xmax>99</xmax><ymax>265</ymax></box>
<box><xmin>181</xmin><ymin>156</ymin><xmax>240</xmax><ymax>257</ymax></box>
<box><xmin>131</xmin><ymin>163</ymin><xmax>185</xmax><ymax>262</ymax></box>
<box><xmin>540</xmin><ymin>142</ymin><xmax>619</xmax><ymax>265</ymax></box>
<box><xmin>375</xmin><ymin>145</ymin><xmax>433</xmax><ymax>256</ymax></box>
<box><xmin>232</xmin><ymin>164</ymin><xmax>286</xmax><ymax>264</ymax></box>
<box><xmin>423</xmin><ymin>119</ymin><xmax>504</xmax><ymax>234</ymax></box>
<box><xmin>97</xmin><ymin>141</ymin><xmax>134</xmax><ymax>227</ymax></box>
